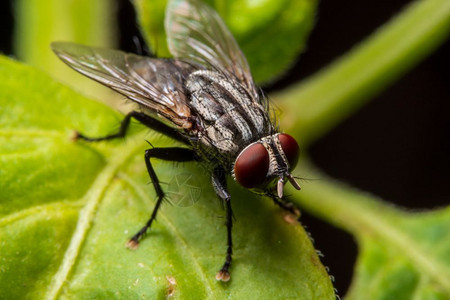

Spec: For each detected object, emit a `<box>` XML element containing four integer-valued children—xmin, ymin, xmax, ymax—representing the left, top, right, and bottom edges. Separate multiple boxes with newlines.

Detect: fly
<box><xmin>52</xmin><ymin>0</ymin><xmax>301</xmax><ymax>282</ymax></box>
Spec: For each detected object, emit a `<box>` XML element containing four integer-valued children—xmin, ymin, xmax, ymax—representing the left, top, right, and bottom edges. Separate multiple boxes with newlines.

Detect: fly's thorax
<box><xmin>232</xmin><ymin>133</ymin><xmax>301</xmax><ymax>195</ymax></box>
<box><xmin>185</xmin><ymin>70</ymin><xmax>272</xmax><ymax>156</ymax></box>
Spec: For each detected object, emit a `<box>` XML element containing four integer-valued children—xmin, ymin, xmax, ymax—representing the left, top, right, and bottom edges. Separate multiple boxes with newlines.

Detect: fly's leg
<box><xmin>75</xmin><ymin>111</ymin><xmax>189</xmax><ymax>144</ymax></box>
<box><xmin>269</xmin><ymin>193</ymin><xmax>301</xmax><ymax>219</ymax></box>
<box><xmin>212</xmin><ymin>166</ymin><xmax>233</xmax><ymax>282</ymax></box>
<box><xmin>127</xmin><ymin>147</ymin><xmax>196</xmax><ymax>249</ymax></box>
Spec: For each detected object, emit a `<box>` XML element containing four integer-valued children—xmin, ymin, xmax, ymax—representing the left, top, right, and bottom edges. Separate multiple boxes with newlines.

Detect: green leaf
<box><xmin>289</xmin><ymin>161</ymin><xmax>450</xmax><ymax>299</ymax></box>
<box><xmin>218</xmin><ymin>0</ymin><xmax>317</xmax><ymax>84</ymax></box>
<box><xmin>0</xmin><ymin>57</ymin><xmax>334</xmax><ymax>298</ymax></box>
<box><xmin>133</xmin><ymin>0</ymin><xmax>317</xmax><ymax>83</ymax></box>
<box><xmin>133</xmin><ymin>0</ymin><xmax>171</xmax><ymax>57</ymax></box>
<box><xmin>14</xmin><ymin>0</ymin><xmax>117</xmax><ymax>100</ymax></box>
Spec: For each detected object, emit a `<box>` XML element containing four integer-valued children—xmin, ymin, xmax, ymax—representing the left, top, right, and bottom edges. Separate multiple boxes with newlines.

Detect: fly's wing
<box><xmin>165</xmin><ymin>0</ymin><xmax>259</xmax><ymax>100</ymax></box>
<box><xmin>51</xmin><ymin>42</ymin><xmax>195</xmax><ymax>128</ymax></box>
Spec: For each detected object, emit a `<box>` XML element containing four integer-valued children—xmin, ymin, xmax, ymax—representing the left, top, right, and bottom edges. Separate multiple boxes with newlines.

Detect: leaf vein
<box><xmin>44</xmin><ymin>136</ymin><xmax>145</xmax><ymax>300</ymax></box>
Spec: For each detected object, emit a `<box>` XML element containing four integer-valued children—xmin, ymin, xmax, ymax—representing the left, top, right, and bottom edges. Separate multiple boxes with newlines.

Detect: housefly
<box><xmin>52</xmin><ymin>0</ymin><xmax>301</xmax><ymax>282</ymax></box>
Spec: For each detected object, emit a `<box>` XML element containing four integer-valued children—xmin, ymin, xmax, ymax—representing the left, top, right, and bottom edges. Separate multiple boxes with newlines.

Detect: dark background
<box><xmin>1</xmin><ymin>0</ymin><xmax>449</xmax><ymax>295</ymax></box>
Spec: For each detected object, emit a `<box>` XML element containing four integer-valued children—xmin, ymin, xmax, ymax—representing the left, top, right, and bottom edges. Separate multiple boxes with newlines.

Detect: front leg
<box><xmin>266</xmin><ymin>192</ymin><xmax>301</xmax><ymax>225</ymax></box>
<box><xmin>212</xmin><ymin>166</ymin><xmax>233</xmax><ymax>282</ymax></box>
<box><xmin>269</xmin><ymin>193</ymin><xmax>301</xmax><ymax>218</ymax></box>
<box><xmin>127</xmin><ymin>147</ymin><xmax>196</xmax><ymax>248</ymax></box>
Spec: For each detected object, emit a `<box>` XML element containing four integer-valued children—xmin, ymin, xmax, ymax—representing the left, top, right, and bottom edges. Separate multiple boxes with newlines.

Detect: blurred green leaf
<box><xmin>133</xmin><ymin>0</ymin><xmax>317</xmax><ymax>83</ymax></box>
<box><xmin>13</xmin><ymin>0</ymin><xmax>117</xmax><ymax>100</ymax></box>
<box><xmin>289</xmin><ymin>162</ymin><xmax>450</xmax><ymax>299</ymax></box>
<box><xmin>133</xmin><ymin>0</ymin><xmax>170</xmax><ymax>57</ymax></box>
<box><xmin>0</xmin><ymin>57</ymin><xmax>334</xmax><ymax>299</ymax></box>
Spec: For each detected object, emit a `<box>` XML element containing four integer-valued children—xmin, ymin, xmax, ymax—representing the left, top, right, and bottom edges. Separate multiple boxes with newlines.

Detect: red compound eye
<box><xmin>234</xmin><ymin>143</ymin><xmax>269</xmax><ymax>188</ymax></box>
<box><xmin>278</xmin><ymin>133</ymin><xmax>300</xmax><ymax>170</ymax></box>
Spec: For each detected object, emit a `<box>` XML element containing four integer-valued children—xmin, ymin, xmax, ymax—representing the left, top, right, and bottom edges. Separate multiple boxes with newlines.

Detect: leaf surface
<box><xmin>14</xmin><ymin>0</ymin><xmax>116</xmax><ymax>100</ymax></box>
<box><xmin>0</xmin><ymin>57</ymin><xmax>334</xmax><ymax>299</ymax></box>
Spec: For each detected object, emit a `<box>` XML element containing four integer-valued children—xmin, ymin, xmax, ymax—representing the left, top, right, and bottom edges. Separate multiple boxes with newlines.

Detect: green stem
<box><xmin>292</xmin><ymin>159</ymin><xmax>401</xmax><ymax>234</ymax></box>
<box><xmin>292</xmin><ymin>159</ymin><xmax>450</xmax><ymax>292</ymax></box>
<box><xmin>274</xmin><ymin>0</ymin><xmax>450</xmax><ymax>146</ymax></box>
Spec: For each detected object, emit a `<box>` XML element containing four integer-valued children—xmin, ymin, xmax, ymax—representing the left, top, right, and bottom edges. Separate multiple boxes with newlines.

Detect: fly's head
<box><xmin>233</xmin><ymin>133</ymin><xmax>301</xmax><ymax>198</ymax></box>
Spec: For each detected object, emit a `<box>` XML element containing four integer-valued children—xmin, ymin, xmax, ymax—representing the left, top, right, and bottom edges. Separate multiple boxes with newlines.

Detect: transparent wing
<box><xmin>165</xmin><ymin>0</ymin><xmax>258</xmax><ymax>100</ymax></box>
<box><xmin>51</xmin><ymin>42</ymin><xmax>195</xmax><ymax>128</ymax></box>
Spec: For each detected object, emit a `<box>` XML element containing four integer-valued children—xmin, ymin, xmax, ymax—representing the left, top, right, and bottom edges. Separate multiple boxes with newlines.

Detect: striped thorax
<box><xmin>186</xmin><ymin>70</ymin><xmax>269</xmax><ymax>152</ymax></box>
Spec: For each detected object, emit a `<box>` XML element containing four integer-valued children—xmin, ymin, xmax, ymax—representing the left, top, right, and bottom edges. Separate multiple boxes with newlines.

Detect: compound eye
<box><xmin>234</xmin><ymin>143</ymin><xmax>269</xmax><ymax>188</ymax></box>
<box><xmin>278</xmin><ymin>133</ymin><xmax>300</xmax><ymax>170</ymax></box>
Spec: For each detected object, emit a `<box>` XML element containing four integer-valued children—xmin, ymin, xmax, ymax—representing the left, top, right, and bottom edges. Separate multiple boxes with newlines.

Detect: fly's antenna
<box><xmin>287</xmin><ymin>173</ymin><xmax>301</xmax><ymax>190</ymax></box>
